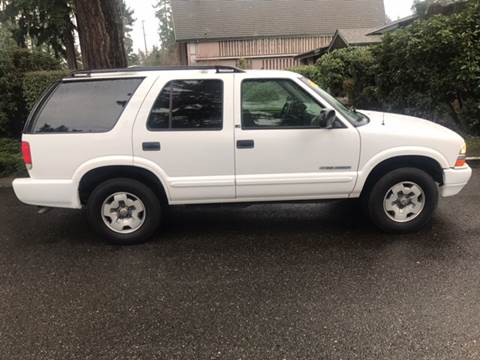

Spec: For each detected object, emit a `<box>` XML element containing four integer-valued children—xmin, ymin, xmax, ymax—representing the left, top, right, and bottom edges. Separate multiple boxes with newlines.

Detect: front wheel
<box><xmin>364</xmin><ymin>168</ymin><xmax>439</xmax><ymax>233</ymax></box>
<box><xmin>87</xmin><ymin>178</ymin><xmax>162</xmax><ymax>245</ymax></box>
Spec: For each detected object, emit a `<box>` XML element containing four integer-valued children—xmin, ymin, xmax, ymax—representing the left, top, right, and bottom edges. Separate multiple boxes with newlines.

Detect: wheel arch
<box><xmin>359</xmin><ymin>155</ymin><xmax>444</xmax><ymax>198</ymax></box>
<box><xmin>78</xmin><ymin>165</ymin><xmax>169</xmax><ymax>206</ymax></box>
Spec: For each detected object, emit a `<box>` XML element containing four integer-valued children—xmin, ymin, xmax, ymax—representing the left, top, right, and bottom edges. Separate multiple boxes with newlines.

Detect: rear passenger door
<box><xmin>133</xmin><ymin>73</ymin><xmax>235</xmax><ymax>204</ymax></box>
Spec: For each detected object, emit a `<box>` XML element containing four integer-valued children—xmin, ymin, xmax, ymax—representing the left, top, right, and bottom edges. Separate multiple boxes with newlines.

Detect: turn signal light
<box><xmin>21</xmin><ymin>141</ymin><xmax>32</xmax><ymax>169</ymax></box>
<box><xmin>455</xmin><ymin>144</ymin><xmax>467</xmax><ymax>167</ymax></box>
<box><xmin>455</xmin><ymin>157</ymin><xmax>467</xmax><ymax>167</ymax></box>
<box><xmin>455</xmin><ymin>157</ymin><xmax>466</xmax><ymax>167</ymax></box>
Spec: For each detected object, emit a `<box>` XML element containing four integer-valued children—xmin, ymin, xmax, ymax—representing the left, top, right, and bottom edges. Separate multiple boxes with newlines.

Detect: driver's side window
<box><xmin>241</xmin><ymin>79</ymin><xmax>324</xmax><ymax>129</ymax></box>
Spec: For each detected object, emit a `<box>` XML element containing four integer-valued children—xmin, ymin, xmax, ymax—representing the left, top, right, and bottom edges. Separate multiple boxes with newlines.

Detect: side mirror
<box><xmin>323</xmin><ymin>109</ymin><xmax>337</xmax><ymax>129</ymax></box>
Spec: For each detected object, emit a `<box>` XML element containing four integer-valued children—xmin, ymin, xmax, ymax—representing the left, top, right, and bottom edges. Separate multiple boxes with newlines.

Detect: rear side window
<box><xmin>148</xmin><ymin>79</ymin><xmax>223</xmax><ymax>130</ymax></box>
<box><xmin>30</xmin><ymin>78</ymin><xmax>143</xmax><ymax>133</ymax></box>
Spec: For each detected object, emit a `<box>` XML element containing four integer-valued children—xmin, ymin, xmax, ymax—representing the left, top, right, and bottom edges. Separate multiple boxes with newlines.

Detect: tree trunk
<box><xmin>73</xmin><ymin>0</ymin><xmax>128</xmax><ymax>70</ymax></box>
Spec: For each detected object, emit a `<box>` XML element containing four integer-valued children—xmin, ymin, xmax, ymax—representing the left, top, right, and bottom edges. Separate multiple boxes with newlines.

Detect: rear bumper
<box><xmin>440</xmin><ymin>166</ymin><xmax>472</xmax><ymax>197</ymax></box>
<box><xmin>12</xmin><ymin>178</ymin><xmax>81</xmax><ymax>209</ymax></box>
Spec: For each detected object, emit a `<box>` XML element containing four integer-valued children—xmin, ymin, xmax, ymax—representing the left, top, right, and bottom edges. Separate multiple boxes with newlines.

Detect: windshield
<box><xmin>299</xmin><ymin>77</ymin><xmax>369</xmax><ymax>126</ymax></box>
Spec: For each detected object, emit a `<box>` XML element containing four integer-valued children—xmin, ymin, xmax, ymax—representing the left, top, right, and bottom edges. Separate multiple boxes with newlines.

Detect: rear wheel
<box><xmin>364</xmin><ymin>168</ymin><xmax>439</xmax><ymax>233</ymax></box>
<box><xmin>87</xmin><ymin>178</ymin><xmax>162</xmax><ymax>245</ymax></box>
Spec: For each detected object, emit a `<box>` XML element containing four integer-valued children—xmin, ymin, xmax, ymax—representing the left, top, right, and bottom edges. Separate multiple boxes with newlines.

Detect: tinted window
<box><xmin>31</xmin><ymin>78</ymin><xmax>143</xmax><ymax>133</ymax></box>
<box><xmin>148</xmin><ymin>80</ymin><xmax>223</xmax><ymax>130</ymax></box>
<box><xmin>242</xmin><ymin>79</ymin><xmax>324</xmax><ymax>129</ymax></box>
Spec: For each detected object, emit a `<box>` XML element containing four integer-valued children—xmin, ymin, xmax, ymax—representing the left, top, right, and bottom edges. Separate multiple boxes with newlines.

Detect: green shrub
<box><xmin>292</xmin><ymin>48</ymin><xmax>379</xmax><ymax>109</ymax></box>
<box><xmin>243</xmin><ymin>81</ymin><xmax>281</xmax><ymax>103</ymax></box>
<box><xmin>374</xmin><ymin>0</ymin><xmax>480</xmax><ymax>134</ymax></box>
<box><xmin>0</xmin><ymin>48</ymin><xmax>61</xmax><ymax>138</ymax></box>
<box><xmin>23</xmin><ymin>70</ymin><xmax>69</xmax><ymax>110</ymax></box>
<box><xmin>289</xmin><ymin>65</ymin><xmax>322</xmax><ymax>85</ymax></box>
<box><xmin>292</xmin><ymin>0</ymin><xmax>480</xmax><ymax>135</ymax></box>
<box><xmin>0</xmin><ymin>138</ymin><xmax>24</xmax><ymax>177</ymax></box>
<box><xmin>315</xmin><ymin>47</ymin><xmax>379</xmax><ymax>108</ymax></box>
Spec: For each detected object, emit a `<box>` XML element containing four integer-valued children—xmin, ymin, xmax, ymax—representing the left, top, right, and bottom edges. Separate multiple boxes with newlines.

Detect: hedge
<box><xmin>0</xmin><ymin>48</ymin><xmax>62</xmax><ymax>138</ymax></box>
<box><xmin>0</xmin><ymin>138</ymin><xmax>24</xmax><ymax>177</ymax></box>
<box><xmin>23</xmin><ymin>70</ymin><xmax>70</xmax><ymax>110</ymax></box>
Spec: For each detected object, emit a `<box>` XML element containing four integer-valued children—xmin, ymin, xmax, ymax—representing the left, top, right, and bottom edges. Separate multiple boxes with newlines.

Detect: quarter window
<box><xmin>31</xmin><ymin>78</ymin><xmax>143</xmax><ymax>133</ymax></box>
<box><xmin>148</xmin><ymin>79</ymin><xmax>223</xmax><ymax>130</ymax></box>
<box><xmin>242</xmin><ymin>79</ymin><xmax>324</xmax><ymax>129</ymax></box>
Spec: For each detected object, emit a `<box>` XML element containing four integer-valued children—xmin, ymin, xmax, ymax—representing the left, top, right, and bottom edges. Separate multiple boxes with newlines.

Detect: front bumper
<box><xmin>12</xmin><ymin>178</ymin><xmax>81</xmax><ymax>209</ymax></box>
<box><xmin>440</xmin><ymin>166</ymin><xmax>473</xmax><ymax>197</ymax></box>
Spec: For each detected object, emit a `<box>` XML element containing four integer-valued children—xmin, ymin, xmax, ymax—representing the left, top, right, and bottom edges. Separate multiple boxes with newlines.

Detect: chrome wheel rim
<box><xmin>101</xmin><ymin>192</ymin><xmax>146</xmax><ymax>234</ymax></box>
<box><xmin>383</xmin><ymin>182</ymin><xmax>425</xmax><ymax>223</ymax></box>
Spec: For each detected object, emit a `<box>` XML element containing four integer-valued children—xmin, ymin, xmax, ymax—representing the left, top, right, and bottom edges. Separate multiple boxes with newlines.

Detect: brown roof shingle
<box><xmin>172</xmin><ymin>0</ymin><xmax>387</xmax><ymax>41</ymax></box>
<box><xmin>335</xmin><ymin>28</ymin><xmax>383</xmax><ymax>46</ymax></box>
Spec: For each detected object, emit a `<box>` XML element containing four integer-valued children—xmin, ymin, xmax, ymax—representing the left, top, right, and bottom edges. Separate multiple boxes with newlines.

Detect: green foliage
<box><xmin>23</xmin><ymin>70</ymin><xmax>69</xmax><ymax>109</ymax></box>
<box><xmin>0</xmin><ymin>48</ymin><xmax>61</xmax><ymax>138</ymax></box>
<box><xmin>375</xmin><ymin>0</ymin><xmax>480</xmax><ymax>134</ymax></box>
<box><xmin>156</xmin><ymin>0</ymin><xmax>175</xmax><ymax>51</ymax></box>
<box><xmin>293</xmin><ymin>0</ymin><xmax>480</xmax><ymax>135</ymax></box>
<box><xmin>293</xmin><ymin>48</ymin><xmax>379</xmax><ymax>109</ymax></box>
<box><xmin>141</xmin><ymin>45</ymin><xmax>178</xmax><ymax>66</ymax></box>
<box><xmin>237</xmin><ymin>58</ymin><xmax>249</xmax><ymax>70</ymax></box>
<box><xmin>243</xmin><ymin>81</ymin><xmax>281</xmax><ymax>103</ymax></box>
<box><xmin>318</xmin><ymin>47</ymin><xmax>378</xmax><ymax>107</ymax></box>
<box><xmin>289</xmin><ymin>65</ymin><xmax>322</xmax><ymax>85</ymax></box>
<box><xmin>0</xmin><ymin>21</ymin><xmax>16</xmax><ymax>49</ymax></box>
<box><xmin>414</xmin><ymin>0</ymin><xmax>469</xmax><ymax>17</ymax></box>
<box><xmin>0</xmin><ymin>138</ymin><xmax>24</xmax><ymax>177</ymax></box>
<box><xmin>0</xmin><ymin>0</ymin><xmax>75</xmax><ymax>61</ymax></box>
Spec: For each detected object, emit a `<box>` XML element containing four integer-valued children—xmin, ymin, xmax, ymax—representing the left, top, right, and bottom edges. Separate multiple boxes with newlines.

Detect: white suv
<box><xmin>13</xmin><ymin>66</ymin><xmax>472</xmax><ymax>244</ymax></box>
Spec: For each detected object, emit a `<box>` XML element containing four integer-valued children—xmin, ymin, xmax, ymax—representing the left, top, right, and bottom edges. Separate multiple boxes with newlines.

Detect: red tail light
<box><xmin>21</xmin><ymin>141</ymin><xmax>32</xmax><ymax>169</ymax></box>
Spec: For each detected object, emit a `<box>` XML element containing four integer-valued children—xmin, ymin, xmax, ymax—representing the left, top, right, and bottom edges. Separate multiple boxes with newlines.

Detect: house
<box><xmin>297</xmin><ymin>14</ymin><xmax>419</xmax><ymax>65</ymax></box>
<box><xmin>171</xmin><ymin>0</ymin><xmax>386</xmax><ymax>70</ymax></box>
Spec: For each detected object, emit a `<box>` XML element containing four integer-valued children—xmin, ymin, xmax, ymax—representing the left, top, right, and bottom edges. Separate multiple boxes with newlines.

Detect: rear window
<box><xmin>29</xmin><ymin>78</ymin><xmax>143</xmax><ymax>133</ymax></box>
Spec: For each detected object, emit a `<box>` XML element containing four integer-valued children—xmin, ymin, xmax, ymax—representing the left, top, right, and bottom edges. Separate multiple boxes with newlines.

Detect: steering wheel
<box><xmin>311</xmin><ymin>109</ymin><xmax>336</xmax><ymax>128</ymax></box>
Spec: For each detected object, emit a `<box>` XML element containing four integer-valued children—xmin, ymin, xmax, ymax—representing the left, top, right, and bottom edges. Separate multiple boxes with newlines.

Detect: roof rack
<box><xmin>70</xmin><ymin>65</ymin><xmax>245</xmax><ymax>77</ymax></box>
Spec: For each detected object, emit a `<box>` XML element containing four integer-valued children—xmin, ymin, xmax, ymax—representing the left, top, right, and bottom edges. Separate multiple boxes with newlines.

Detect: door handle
<box><xmin>142</xmin><ymin>142</ymin><xmax>161</xmax><ymax>151</ymax></box>
<box><xmin>237</xmin><ymin>140</ymin><xmax>254</xmax><ymax>149</ymax></box>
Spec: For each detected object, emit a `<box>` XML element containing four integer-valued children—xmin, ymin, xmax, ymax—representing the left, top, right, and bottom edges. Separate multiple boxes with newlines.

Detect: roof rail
<box><xmin>70</xmin><ymin>65</ymin><xmax>245</xmax><ymax>77</ymax></box>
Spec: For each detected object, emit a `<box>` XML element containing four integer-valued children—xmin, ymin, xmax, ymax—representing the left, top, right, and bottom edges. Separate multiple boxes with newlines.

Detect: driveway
<box><xmin>0</xmin><ymin>169</ymin><xmax>479</xmax><ymax>359</ymax></box>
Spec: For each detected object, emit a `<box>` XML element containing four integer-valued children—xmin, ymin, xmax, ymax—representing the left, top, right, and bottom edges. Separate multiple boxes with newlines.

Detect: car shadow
<box><xmin>6</xmin><ymin>190</ymin><xmax>461</xmax><ymax>261</ymax></box>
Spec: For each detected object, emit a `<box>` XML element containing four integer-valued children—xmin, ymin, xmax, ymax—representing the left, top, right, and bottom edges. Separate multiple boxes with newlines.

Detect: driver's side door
<box><xmin>234</xmin><ymin>76</ymin><xmax>360</xmax><ymax>201</ymax></box>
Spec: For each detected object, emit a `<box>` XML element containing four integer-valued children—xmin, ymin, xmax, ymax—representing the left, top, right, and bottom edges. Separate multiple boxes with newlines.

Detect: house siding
<box><xmin>182</xmin><ymin>35</ymin><xmax>332</xmax><ymax>69</ymax></box>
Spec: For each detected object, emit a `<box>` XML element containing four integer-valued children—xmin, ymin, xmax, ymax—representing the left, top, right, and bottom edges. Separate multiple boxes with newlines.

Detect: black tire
<box><xmin>86</xmin><ymin>178</ymin><xmax>162</xmax><ymax>245</ymax></box>
<box><xmin>363</xmin><ymin>167</ymin><xmax>438</xmax><ymax>233</ymax></box>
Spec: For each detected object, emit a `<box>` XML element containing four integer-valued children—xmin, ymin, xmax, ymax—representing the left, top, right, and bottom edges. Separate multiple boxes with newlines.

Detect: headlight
<box><xmin>460</xmin><ymin>143</ymin><xmax>467</xmax><ymax>155</ymax></box>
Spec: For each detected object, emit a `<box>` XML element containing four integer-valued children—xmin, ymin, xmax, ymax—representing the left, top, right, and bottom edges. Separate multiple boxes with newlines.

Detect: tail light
<box><xmin>21</xmin><ymin>141</ymin><xmax>32</xmax><ymax>170</ymax></box>
<box><xmin>455</xmin><ymin>144</ymin><xmax>467</xmax><ymax>168</ymax></box>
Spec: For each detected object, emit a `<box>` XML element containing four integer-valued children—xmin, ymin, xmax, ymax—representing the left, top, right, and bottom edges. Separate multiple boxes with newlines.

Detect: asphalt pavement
<box><xmin>0</xmin><ymin>169</ymin><xmax>479</xmax><ymax>359</ymax></box>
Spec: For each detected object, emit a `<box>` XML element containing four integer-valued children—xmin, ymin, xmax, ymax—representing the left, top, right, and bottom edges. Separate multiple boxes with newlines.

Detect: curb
<box><xmin>0</xmin><ymin>178</ymin><xmax>14</xmax><ymax>189</ymax></box>
<box><xmin>467</xmin><ymin>157</ymin><xmax>480</xmax><ymax>168</ymax></box>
